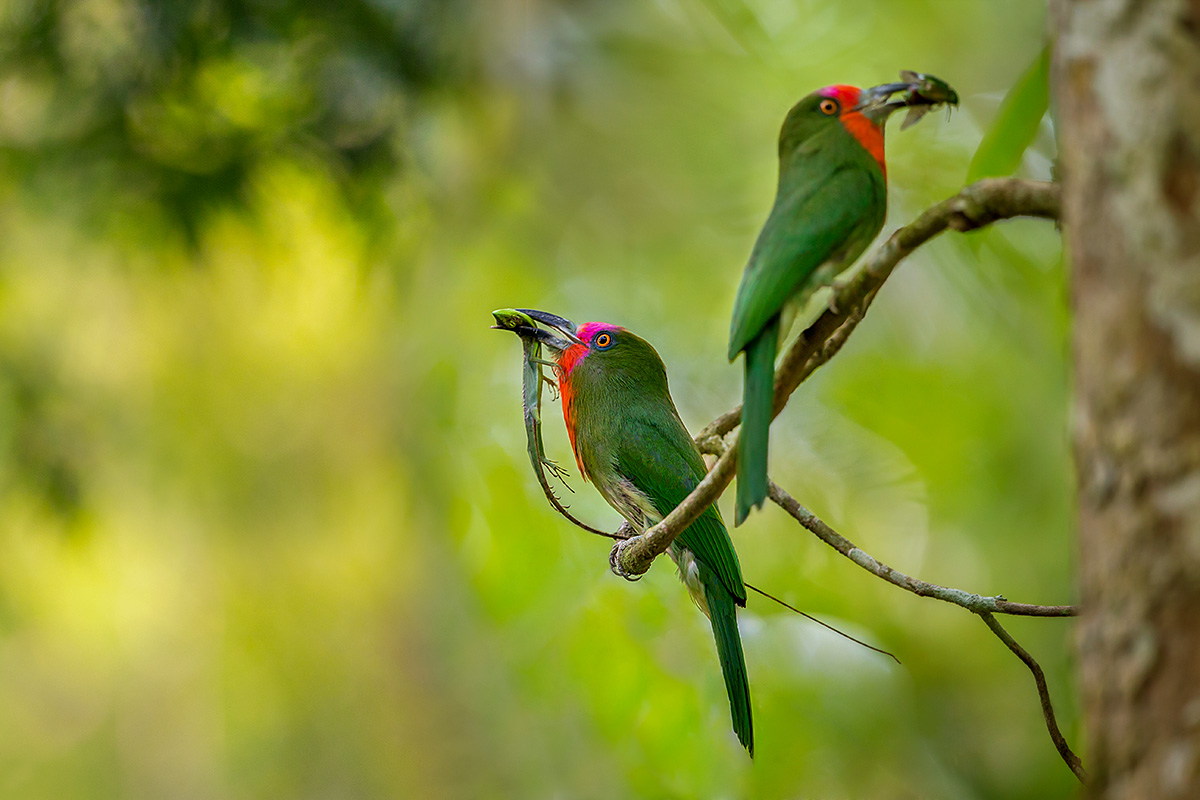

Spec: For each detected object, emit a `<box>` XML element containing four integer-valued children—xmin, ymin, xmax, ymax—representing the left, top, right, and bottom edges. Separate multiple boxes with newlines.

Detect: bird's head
<box><xmin>494</xmin><ymin>309</ymin><xmax>669</xmax><ymax>391</ymax></box>
<box><xmin>556</xmin><ymin>322</ymin><xmax>666</xmax><ymax>384</ymax></box>
<box><xmin>779</xmin><ymin>74</ymin><xmax>957</xmax><ymax>175</ymax></box>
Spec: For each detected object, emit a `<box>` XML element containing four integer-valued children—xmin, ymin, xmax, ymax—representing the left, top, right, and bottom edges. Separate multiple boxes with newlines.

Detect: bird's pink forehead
<box><xmin>818</xmin><ymin>84</ymin><xmax>863</xmax><ymax>106</ymax></box>
<box><xmin>559</xmin><ymin>321</ymin><xmax>622</xmax><ymax>376</ymax></box>
<box><xmin>575</xmin><ymin>322</ymin><xmax>622</xmax><ymax>340</ymax></box>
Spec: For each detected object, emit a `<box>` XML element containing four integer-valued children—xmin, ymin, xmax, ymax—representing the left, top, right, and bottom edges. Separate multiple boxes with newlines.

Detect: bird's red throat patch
<box><xmin>819</xmin><ymin>85</ymin><xmax>887</xmax><ymax>179</ymax></box>
<box><xmin>555</xmin><ymin>322</ymin><xmax>621</xmax><ymax>480</ymax></box>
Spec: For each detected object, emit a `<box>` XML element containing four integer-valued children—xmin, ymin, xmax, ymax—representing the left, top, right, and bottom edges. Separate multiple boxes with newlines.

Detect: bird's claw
<box><xmin>609</xmin><ymin>538</ymin><xmax>644</xmax><ymax>582</ymax></box>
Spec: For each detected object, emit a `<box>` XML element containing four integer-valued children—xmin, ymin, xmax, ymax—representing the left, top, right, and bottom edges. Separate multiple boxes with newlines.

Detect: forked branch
<box><xmin>763</xmin><ymin>479</ymin><xmax>1083</xmax><ymax>781</ymax></box>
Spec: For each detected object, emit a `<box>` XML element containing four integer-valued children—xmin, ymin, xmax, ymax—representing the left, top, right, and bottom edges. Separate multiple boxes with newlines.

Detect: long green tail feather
<box><xmin>735</xmin><ymin>318</ymin><xmax>778</xmax><ymax>525</ymax></box>
<box><xmin>704</xmin><ymin>570</ymin><xmax>753</xmax><ymax>756</ymax></box>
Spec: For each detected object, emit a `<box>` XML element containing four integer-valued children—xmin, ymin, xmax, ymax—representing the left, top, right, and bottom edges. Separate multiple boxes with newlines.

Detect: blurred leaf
<box><xmin>967</xmin><ymin>45</ymin><xmax>1050</xmax><ymax>183</ymax></box>
<box><xmin>697</xmin><ymin>0</ymin><xmax>774</xmax><ymax>58</ymax></box>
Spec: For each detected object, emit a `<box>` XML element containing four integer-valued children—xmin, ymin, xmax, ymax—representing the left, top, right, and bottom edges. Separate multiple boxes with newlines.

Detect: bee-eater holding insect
<box><xmin>729</xmin><ymin>75</ymin><xmax>957</xmax><ymax>524</ymax></box>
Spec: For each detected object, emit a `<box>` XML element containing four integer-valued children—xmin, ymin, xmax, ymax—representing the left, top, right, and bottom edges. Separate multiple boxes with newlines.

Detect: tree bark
<box><xmin>1052</xmin><ymin>1</ymin><xmax>1200</xmax><ymax>796</ymax></box>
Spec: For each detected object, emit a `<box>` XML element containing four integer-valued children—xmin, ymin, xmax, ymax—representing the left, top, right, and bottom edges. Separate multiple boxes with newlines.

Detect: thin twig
<box><xmin>744</xmin><ymin>582</ymin><xmax>901</xmax><ymax>664</ymax></box>
<box><xmin>765</xmin><ymin>481</ymin><xmax>1077</xmax><ymax>618</ymax></box>
<box><xmin>616</xmin><ymin>178</ymin><xmax>1062</xmax><ymax>576</ymax></box>
<box><xmin>978</xmin><ymin>612</ymin><xmax>1087</xmax><ymax>783</ymax></box>
<box><xmin>765</xmin><ymin>479</ymin><xmax>1083</xmax><ymax>780</ymax></box>
<box><xmin>591</xmin><ymin>467</ymin><xmax>1076</xmax><ymax>616</ymax></box>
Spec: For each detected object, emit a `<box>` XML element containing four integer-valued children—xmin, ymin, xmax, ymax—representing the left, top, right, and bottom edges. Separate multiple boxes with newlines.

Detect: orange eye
<box><xmin>819</xmin><ymin>98</ymin><xmax>838</xmax><ymax>115</ymax></box>
<box><xmin>595</xmin><ymin>332</ymin><xmax>613</xmax><ymax>349</ymax></box>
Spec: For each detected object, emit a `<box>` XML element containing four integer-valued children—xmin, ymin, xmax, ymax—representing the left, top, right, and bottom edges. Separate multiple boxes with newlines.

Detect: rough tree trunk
<box><xmin>1052</xmin><ymin>1</ymin><xmax>1200</xmax><ymax>796</ymax></box>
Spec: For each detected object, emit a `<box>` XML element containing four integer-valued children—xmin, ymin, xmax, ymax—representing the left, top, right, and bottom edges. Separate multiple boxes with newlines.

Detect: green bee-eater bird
<box><xmin>729</xmin><ymin>80</ymin><xmax>951</xmax><ymax>524</ymax></box>
<box><xmin>516</xmin><ymin>309</ymin><xmax>753</xmax><ymax>756</ymax></box>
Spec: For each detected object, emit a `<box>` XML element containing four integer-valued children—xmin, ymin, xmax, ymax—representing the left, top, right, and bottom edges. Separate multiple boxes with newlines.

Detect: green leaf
<box><xmin>967</xmin><ymin>45</ymin><xmax>1050</xmax><ymax>183</ymax></box>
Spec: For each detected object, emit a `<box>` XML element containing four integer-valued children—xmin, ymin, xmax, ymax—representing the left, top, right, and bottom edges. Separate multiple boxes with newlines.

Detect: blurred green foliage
<box><xmin>0</xmin><ymin>1</ymin><xmax>1071</xmax><ymax>798</ymax></box>
<box><xmin>967</xmin><ymin>46</ymin><xmax>1051</xmax><ymax>183</ymax></box>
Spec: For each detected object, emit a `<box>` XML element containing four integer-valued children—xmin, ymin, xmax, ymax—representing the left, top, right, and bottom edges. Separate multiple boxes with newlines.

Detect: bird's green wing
<box><xmin>614</xmin><ymin>410</ymin><xmax>746</xmax><ymax>603</ymax></box>
<box><xmin>728</xmin><ymin>164</ymin><xmax>884</xmax><ymax>358</ymax></box>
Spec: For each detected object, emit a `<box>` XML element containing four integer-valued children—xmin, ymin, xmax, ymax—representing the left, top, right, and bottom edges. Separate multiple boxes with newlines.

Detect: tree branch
<box><xmin>978</xmin><ymin>612</ymin><xmax>1087</xmax><ymax>783</ymax></box>
<box><xmin>614</xmin><ymin>178</ymin><xmax>1062</xmax><ymax>576</ymax></box>
<box><xmin>764</xmin><ymin>480</ymin><xmax>1082</xmax><ymax>780</ymax></box>
<box><xmin>764</xmin><ymin>481</ymin><xmax>1077</xmax><ymax>617</ymax></box>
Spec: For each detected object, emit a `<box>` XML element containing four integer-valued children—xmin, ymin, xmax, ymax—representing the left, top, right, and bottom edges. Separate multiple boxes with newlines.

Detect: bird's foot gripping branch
<box><xmin>607</xmin><ymin>522</ymin><xmax>643</xmax><ymax>581</ymax></box>
<box><xmin>607</xmin><ymin>538</ymin><xmax>644</xmax><ymax>582</ymax></box>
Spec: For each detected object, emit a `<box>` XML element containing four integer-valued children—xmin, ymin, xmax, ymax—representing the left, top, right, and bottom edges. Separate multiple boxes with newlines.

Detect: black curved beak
<box><xmin>491</xmin><ymin>308</ymin><xmax>583</xmax><ymax>353</ymax></box>
<box><xmin>516</xmin><ymin>309</ymin><xmax>583</xmax><ymax>344</ymax></box>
